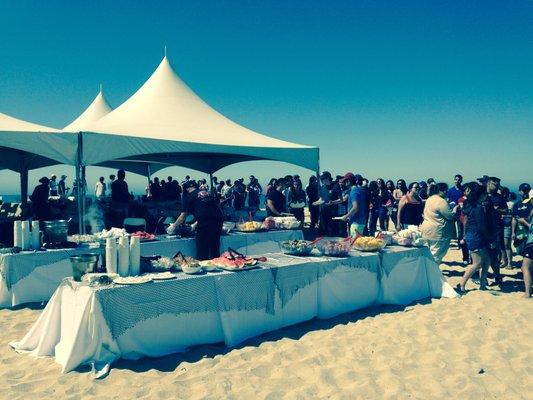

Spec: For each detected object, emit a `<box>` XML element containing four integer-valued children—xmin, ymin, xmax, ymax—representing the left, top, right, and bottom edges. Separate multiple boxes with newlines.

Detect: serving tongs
<box><xmin>226</xmin><ymin>247</ymin><xmax>267</xmax><ymax>262</ymax></box>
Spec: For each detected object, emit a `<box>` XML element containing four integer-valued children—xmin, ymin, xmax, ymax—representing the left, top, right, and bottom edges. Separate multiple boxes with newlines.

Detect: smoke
<box><xmin>85</xmin><ymin>203</ymin><xmax>105</xmax><ymax>234</ymax></box>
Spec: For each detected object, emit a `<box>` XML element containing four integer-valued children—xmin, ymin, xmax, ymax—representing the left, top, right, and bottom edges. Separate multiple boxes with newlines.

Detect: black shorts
<box><xmin>523</xmin><ymin>244</ymin><xmax>533</xmax><ymax>260</ymax></box>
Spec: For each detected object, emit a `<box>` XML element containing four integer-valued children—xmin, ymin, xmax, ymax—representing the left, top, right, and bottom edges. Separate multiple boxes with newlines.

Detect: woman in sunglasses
<box><xmin>391</xmin><ymin>179</ymin><xmax>408</xmax><ymax>227</ymax></box>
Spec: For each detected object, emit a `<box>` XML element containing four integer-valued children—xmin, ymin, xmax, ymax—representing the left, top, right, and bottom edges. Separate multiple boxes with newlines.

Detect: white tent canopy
<box><xmin>82</xmin><ymin>56</ymin><xmax>319</xmax><ymax>173</ymax></box>
<box><xmin>0</xmin><ymin>112</ymin><xmax>76</xmax><ymax>170</ymax></box>
<box><xmin>63</xmin><ymin>89</ymin><xmax>112</xmax><ymax>132</ymax></box>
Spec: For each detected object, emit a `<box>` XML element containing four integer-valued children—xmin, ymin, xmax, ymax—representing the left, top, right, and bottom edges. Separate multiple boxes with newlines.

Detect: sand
<box><xmin>1</xmin><ymin>246</ymin><xmax>531</xmax><ymax>400</ymax></box>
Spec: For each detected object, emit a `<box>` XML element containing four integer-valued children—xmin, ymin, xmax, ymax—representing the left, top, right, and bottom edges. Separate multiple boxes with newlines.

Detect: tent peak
<box><xmin>63</xmin><ymin>89</ymin><xmax>113</xmax><ymax>132</ymax></box>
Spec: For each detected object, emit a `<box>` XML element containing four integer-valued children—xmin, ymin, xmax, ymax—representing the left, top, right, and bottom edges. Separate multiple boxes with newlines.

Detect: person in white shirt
<box><xmin>106</xmin><ymin>174</ymin><xmax>115</xmax><ymax>198</ymax></box>
<box><xmin>420</xmin><ymin>182</ymin><xmax>458</xmax><ymax>264</ymax></box>
<box><xmin>95</xmin><ymin>176</ymin><xmax>106</xmax><ymax>200</ymax></box>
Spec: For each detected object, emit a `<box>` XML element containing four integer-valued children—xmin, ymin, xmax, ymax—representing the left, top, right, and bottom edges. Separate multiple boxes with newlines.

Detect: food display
<box><xmin>316</xmin><ymin>239</ymin><xmax>351</xmax><ymax>257</ymax></box>
<box><xmin>222</xmin><ymin>221</ymin><xmax>236</xmax><ymax>235</ymax></box>
<box><xmin>131</xmin><ymin>231</ymin><xmax>156</xmax><ymax>241</ymax></box>
<box><xmin>235</xmin><ymin>221</ymin><xmax>263</xmax><ymax>232</ymax></box>
<box><xmin>95</xmin><ymin>228</ymin><xmax>128</xmax><ymax>239</ymax></box>
<box><xmin>392</xmin><ymin>229</ymin><xmax>425</xmax><ymax>247</ymax></box>
<box><xmin>199</xmin><ymin>259</ymin><xmax>219</xmax><ymax>271</ymax></box>
<box><xmin>211</xmin><ymin>248</ymin><xmax>266</xmax><ymax>271</ymax></box>
<box><xmin>173</xmin><ymin>252</ymin><xmax>203</xmax><ymax>274</ymax></box>
<box><xmin>150</xmin><ymin>257</ymin><xmax>175</xmax><ymax>271</ymax></box>
<box><xmin>263</xmin><ymin>216</ymin><xmax>301</xmax><ymax>230</ymax></box>
<box><xmin>82</xmin><ymin>273</ymin><xmax>118</xmax><ymax>285</ymax></box>
<box><xmin>352</xmin><ymin>236</ymin><xmax>386</xmax><ymax>252</ymax></box>
<box><xmin>280</xmin><ymin>240</ymin><xmax>314</xmax><ymax>256</ymax></box>
<box><xmin>68</xmin><ymin>234</ymin><xmax>98</xmax><ymax>244</ymax></box>
<box><xmin>114</xmin><ymin>275</ymin><xmax>153</xmax><ymax>285</ymax></box>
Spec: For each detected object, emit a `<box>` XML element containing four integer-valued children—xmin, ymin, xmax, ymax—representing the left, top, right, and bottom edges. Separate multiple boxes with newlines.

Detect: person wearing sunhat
<box><xmin>30</xmin><ymin>177</ymin><xmax>52</xmax><ymax>222</ymax></box>
<box><xmin>167</xmin><ymin>180</ymin><xmax>224</xmax><ymax>260</ymax></box>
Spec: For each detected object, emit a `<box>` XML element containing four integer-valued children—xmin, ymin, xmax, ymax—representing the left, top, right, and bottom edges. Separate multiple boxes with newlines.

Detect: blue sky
<box><xmin>0</xmin><ymin>0</ymin><xmax>532</xmax><ymax>195</ymax></box>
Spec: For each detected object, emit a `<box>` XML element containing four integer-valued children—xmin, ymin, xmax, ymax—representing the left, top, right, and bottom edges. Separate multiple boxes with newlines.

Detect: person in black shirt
<box><xmin>167</xmin><ymin>180</ymin><xmax>223</xmax><ymax>260</ymax></box>
<box><xmin>306</xmin><ymin>176</ymin><xmax>319</xmax><ymax>230</ymax></box>
<box><xmin>266</xmin><ymin>179</ymin><xmax>287</xmax><ymax>216</ymax></box>
<box><xmin>30</xmin><ymin>177</ymin><xmax>52</xmax><ymax>222</ymax></box>
<box><xmin>111</xmin><ymin>169</ymin><xmax>133</xmax><ymax>203</ymax></box>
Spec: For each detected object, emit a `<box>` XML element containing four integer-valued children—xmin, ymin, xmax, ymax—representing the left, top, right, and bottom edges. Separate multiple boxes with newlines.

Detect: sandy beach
<box><xmin>1</xmin><ymin>246</ymin><xmax>531</xmax><ymax>400</ymax></box>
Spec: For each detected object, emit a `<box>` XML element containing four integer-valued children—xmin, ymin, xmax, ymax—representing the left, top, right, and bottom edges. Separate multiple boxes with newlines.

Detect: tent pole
<box><xmin>20</xmin><ymin>166</ymin><xmax>29</xmax><ymax>206</ymax></box>
<box><xmin>147</xmin><ymin>164</ymin><xmax>151</xmax><ymax>183</ymax></box>
<box><xmin>316</xmin><ymin>151</ymin><xmax>321</xmax><ymax>234</ymax></box>
<box><xmin>81</xmin><ymin>165</ymin><xmax>86</xmax><ymax>234</ymax></box>
<box><xmin>209</xmin><ymin>172</ymin><xmax>214</xmax><ymax>193</ymax></box>
<box><xmin>76</xmin><ymin>132</ymin><xmax>84</xmax><ymax>234</ymax></box>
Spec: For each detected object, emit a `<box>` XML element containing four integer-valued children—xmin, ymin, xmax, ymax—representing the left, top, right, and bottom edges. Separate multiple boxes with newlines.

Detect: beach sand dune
<box><xmin>1</xmin><ymin>248</ymin><xmax>531</xmax><ymax>399</ymax></box>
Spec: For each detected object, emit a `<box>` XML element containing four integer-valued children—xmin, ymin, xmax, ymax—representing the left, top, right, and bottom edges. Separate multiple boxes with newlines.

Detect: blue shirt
<box><xmin>348</xmin><ymin>186</ymin><xmax>368</xmax><ymax>225</ymax></box>
<box><xmin>447</xmin><ymin>186</ymin><xmax>463</xmax><ymax>205</ymax></box>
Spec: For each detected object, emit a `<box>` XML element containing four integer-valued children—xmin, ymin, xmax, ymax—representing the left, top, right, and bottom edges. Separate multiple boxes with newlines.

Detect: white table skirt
<box><xmin>0</xmin><ymin>230</ymin><xmax>303</xmax><ymax>308</ymax></box>
<box><xmin>11</xmin><ymin>246</ymin><xmax>458</xmax><ymax>377</ymax></box>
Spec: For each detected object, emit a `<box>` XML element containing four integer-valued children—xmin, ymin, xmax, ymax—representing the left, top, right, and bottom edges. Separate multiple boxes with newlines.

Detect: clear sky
<box><xmin>0</xmin><ymin>0</ymin><xmax>531</xmax><ymax>195</ymax></box>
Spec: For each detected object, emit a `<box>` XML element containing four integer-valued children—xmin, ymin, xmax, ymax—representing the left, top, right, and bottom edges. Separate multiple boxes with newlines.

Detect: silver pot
<box><xmin>43</xmin><ymin>220</ymin><xmax>70</xmax><ymax>244</ymax></box>
<box><xmin>70</xmin><ymin>253</ymin><xmax>99</xmax><ymax>281</ymax></box>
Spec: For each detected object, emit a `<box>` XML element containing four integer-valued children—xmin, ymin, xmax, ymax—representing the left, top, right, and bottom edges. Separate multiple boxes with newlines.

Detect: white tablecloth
<box><xmin>11</xmin><ymin>247</ymin><xmax>457</xmax><ymax>377</ymax></box>
<box><xmin>0</xmin><ymin>230</ymin><xmax>303</xmax><ymax>308</ymax></box>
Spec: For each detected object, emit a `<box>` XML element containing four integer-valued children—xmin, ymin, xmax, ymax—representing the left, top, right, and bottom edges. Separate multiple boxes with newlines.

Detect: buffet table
<box><xmin>0</xmin><ymin>230</ymin><xmax>303</xmax><ymax>308</ymax></box>
<box><xmin>11</xmin><ymin>246</ymin><xmax>457</xmax><ymax>377</ymax></box>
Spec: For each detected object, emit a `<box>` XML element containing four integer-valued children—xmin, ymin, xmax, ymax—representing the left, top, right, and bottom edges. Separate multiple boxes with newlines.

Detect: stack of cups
<box><xmin>117</xmin><ymin>236</ymin><xmax>130</xmax><ymax>277</ymax></box>
<box><xmin>21</xmin><ymin>221</ymin><xmax>31</xmax><ymax>250</ymax></box>
<box><xmin>105</xmin><ymin>238</ymin><xmax>118</xmax><ymax>274</ymax></box>
<box><xmin>31</xmin><ymin>220</ymin><xmax>41</xmax><ymax>250</ymax></box>
<box><xmin>129</xmin><ymin>236</ymin><xmax>141</xmax><ymax>276</ymax></box>
<box><xmin>13</xmin><ymin>221</ymin><xmax>22</xmax><ymax>248</ymax></box>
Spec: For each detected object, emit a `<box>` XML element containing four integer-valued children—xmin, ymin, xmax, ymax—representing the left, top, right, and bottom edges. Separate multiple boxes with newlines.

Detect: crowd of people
<box><xmin>28</xmin><ymin>169</ymin><xmax>533</xmax><ymax>297</ymax></box>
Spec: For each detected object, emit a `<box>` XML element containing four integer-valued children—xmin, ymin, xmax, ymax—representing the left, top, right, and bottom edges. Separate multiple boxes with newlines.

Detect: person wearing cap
<box><xmin>318</xmin><ymin>171</ymin><xmax>342</xmax><ymax>236</ymax></box>
<box><xmin>58</xmin><ymin>175</ymin><xmax>69</xmax><ymax>197</ymax></box>
<box><xmin>340</xmin><ymin>173</ymin><xmax>368</xmax><ymax>236</ymax></box>
<box><xmin>49</xmin><ymin>174</ymin><xmax>58</xmax><ymax>196</ymax></box>
<box><xmin>167</xmin><ymin>180</ymin><xmax>224</xmax><ymax>260</ymax></box>
<box><xmin>512</xmin><ymin>183</ymin><xmax>532</xmax><ymax>256</ymax></box>
<box><xmin>30</xmin><ymin>177</ymin><xmax>52</xmax><ymax>222</ymax></box>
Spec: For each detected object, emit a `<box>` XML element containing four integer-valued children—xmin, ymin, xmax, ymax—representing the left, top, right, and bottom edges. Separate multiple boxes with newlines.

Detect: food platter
<box><xmin>114</xmin><ymin>276</ymin><xmax>153</xmax><ymax>285</ymax></box>
<box><xmin>217</xmin><ymin>264</ymin><xmax>261</xmax><ymax>272</ymax></box>
<box><xmin>352</xmin><ymin>236</ymin><xmax>386</xmax><ymax>252</ymax></box>
<box><xmin>151</xmin><ymin>272</ymin><xmax>177</xmax><ymax>280</ymax></box>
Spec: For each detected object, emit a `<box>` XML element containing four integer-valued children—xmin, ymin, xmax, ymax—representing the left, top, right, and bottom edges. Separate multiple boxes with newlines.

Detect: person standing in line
<box><xmin>306</xmin><ymin>176</ymin><xmax>320</xmax><ymax>230</ymax></box>
<box><xmin>94</xmin><ymin>176</ymin><xmax>106</xmax><ymax>200</ymax></box>
<box><xmin>457</xmin><ymin>182</ymin><xmax>493</xmax><ymax>292</ymax></box>
<box><xmin>420</xmin><ymin>182</ymin><xmax>458</xmax><ymax>264</ymax></box>
<box><xmin>247</xmin><ymin>177</ymin><xmax>262</xmax><ymax>214</ymax></box>
<box><xmin>481</xmin><ymin>176</ymin><xmax>505</xmax><ymax>286</ymax></box>
<box><xmin>512</xmin><ymin>183</ymin><xmax>532</xmax><ymax>257</ymax></box>
<box><xmin>369</xmin><ymin>178</ymin><xmax>393</xmax><ymax>234</ymax></box>
<box><xmin>266</xmin><ymin>178</ymin><xmax>287</xmax><ymax>217</ymax></box>
<box><xmin>340</xmin><ymin>173</ymin><xmax>368</xmax><ymax>236</ymax></box>
<box><xmin>447</xmin><ymin>174</ymin><xmax>464</xmax><ymax>244</ymax></box>
<box><xmin>288</xmin><ymin>179</ymin><xmax>307</xmax><ymax>223</ymax></box>
<box><xmin>519</xmin><ymin>207</ymin><xmax>533</xmax><ymax>297</ymax></box>
<box><xmin>392</xmin><ymin>179</ymin><xmax>407</xmax><ymax>229</ymax></box>
<box><xmin>58</xmin><ymin>175</ymin><xmax>68</xmax><ymax>197</ymax></box>
<box><xmin>385</xmin><ymin>180</ymin><xmax>395</xmax><ymax>230</ymax></box>
<box><xmin>107</xmin><ymin>174</ymin><xmax>116</xmax><ymax>198</ymax></box>
<box><xmin>457</xmin><ymin>192</ymin><xmax>471</xmax><ymax>265</ymax></box>
<box><xmin>317</xmin><ymin>171</ymin><xmax>342</xmax><ymax>236</ymax></box>
<box><xmin>111</xmin><ymin>169</ymin><xmax>133</xmax><ymax>203</ymax></box>
<box><xmin>499</xmin><ymin>187</ymin><xmax>514</xmax><ymax>269</ymax></box>
<box><xmin>49</xmin><ymin>174</ymin><xmax>58</xmax><ymax>196</ymax></box>
<box><xmin>396</xmin><ymin>182</ymin><xmax>424</xmax><ymax>230</ymax></box>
